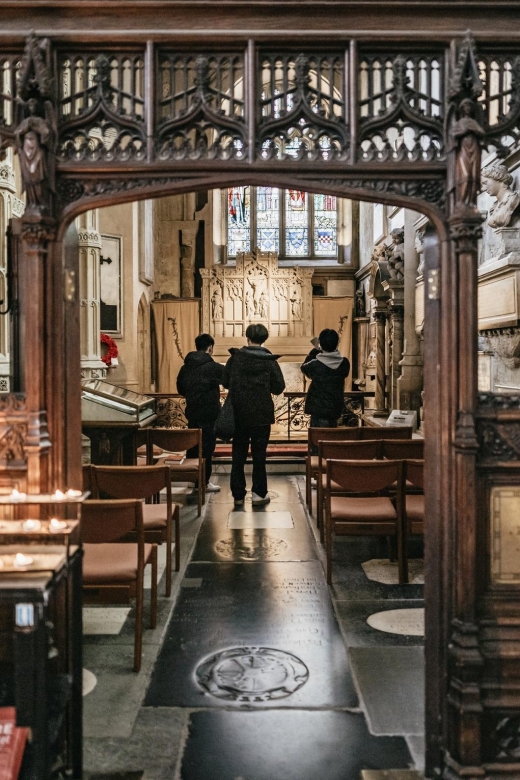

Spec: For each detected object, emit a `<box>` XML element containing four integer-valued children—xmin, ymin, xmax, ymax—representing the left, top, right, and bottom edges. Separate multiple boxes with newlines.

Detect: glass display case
<box><xmin>81</xmin><ymin>380</ymin><xmax>156</xmax><ymax>424</ymax></box>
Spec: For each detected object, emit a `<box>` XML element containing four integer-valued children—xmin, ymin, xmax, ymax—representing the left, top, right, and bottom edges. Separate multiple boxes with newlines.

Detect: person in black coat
<box><xmin>222</xmin><ymin>323</ymin><xmax>285</xmax><ymax>507</ymax></box>
<box><xmin>301</xmin><ymin>328</ymin><xmax>350</xmax><ymax>429</ymax></box>
<box><xmin>177</xmin><ymin>333</ymin><xmax>225</xmax><ymax>492</ymax></box>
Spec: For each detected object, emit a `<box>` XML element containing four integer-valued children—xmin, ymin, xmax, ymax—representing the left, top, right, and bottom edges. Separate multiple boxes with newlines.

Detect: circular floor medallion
<box><xmin>82</xmin><ymin>668</ymin><xmax>97</xmax><ymax>696</ymax></box>
<box><xmin>215</xmin><ymin>533</ymin><xmax>288</xmax><ymax>560</ymax></box>
<box><xmin>366</xmin><ymin>608</ymin><xmax>425</xmax><ymax>637</ymax></box>
<box><xmin>196</xmin><ymin>646</ymin><xmax>309</xmax><ymax>702</ymax></box>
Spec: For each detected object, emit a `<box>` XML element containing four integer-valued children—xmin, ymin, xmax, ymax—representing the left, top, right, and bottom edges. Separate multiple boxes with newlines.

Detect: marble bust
<box><xmin>481</xmin><ymin>163</ymin><xmax>520</xmax><ymax>229</ymax></box>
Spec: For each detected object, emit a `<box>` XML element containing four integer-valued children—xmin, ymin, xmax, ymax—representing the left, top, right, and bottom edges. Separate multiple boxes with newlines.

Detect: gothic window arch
<box><xmin>226</xmin><ymin>186</ymin><xmax>338</xmax><ymax>261</ymax></box>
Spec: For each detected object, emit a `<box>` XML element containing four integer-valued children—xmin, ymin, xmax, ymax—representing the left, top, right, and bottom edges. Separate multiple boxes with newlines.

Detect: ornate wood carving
<box><xmin>0</xmin><ymin>393</ymin><xmax>28</xmax><ymax>468</ymax></box>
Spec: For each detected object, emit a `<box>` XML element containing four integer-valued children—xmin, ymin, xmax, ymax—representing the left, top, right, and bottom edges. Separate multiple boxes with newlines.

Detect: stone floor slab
<box><xmin>145</xmin><ymin>560</ymin><xmax>357</xmax><ymax>709</ymax></box>
<box><xmin>227</xmin><ymin>509</ymin><xmax>294</xmax><ymax>528</ymax></box>
<box><xmin>336</xmin><ymin>600</ymin><xmax>425</xmax><ymax>648</ymax></box>
<box><xmin>349</xmin><ymin>647</ymin><xmax>425</xmax><ymax>736</ymax></box>
<box><xmin>180</xmin><ymin>710</ymin><xmax>412</xmax><ymax>780</ymax></box>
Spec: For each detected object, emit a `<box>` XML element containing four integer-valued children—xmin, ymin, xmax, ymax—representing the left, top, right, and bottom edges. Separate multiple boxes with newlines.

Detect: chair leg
<box><xmin>165</xmin><ymin>516</ymin><xmax>173</xmax><ymax>597</ymax></box>
<box><xmin>150</xmin><ymin>545</ymin><xmax>158</xmax><ymax>629</ymax></box>
<box><xmin>134</xmin><ymin>578</ymin><xmax>144</xmax><ymax>673</ymax></box>
<box><xmin>197</xmin><ymin>475</ymin><xmax>202</xmax><ymax>517</ymax></box>
<box><xmin>388</xmin><ymin>535</ymin><xmax>397</xmax><ymax>562</ymax></box>
<box><xmin>305</xmin><ymin>461</ymin><xmax>311</xmax><ymax>508</ymax></box>
<box><xmin>397</xmin><ymin>519</ymin><xmax>409</xmax><ymax>586</ymax></box>
<box><xmin>174</xmin><ymin>504</ymin><xmax>180</xmax><ymax>570</ymax></box>
<box><xmin>317</xmin><ymin>480</ymin><xmax>324</xmax><ymax>543</ymax></box>
<box><xmin>325</xmin><ymin>510</ymin><xmax>332</xmax><ymax>586</ymax></box>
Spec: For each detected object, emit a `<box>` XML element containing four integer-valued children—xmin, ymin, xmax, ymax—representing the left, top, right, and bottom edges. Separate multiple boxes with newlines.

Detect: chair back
<box><xmin>149</xmin><ymin>427</ymin><xmax>201</xmax><ymax>455</ymax></box>
<box><xmin>406</xmin><ymin>459</ymin><xmax>424</xmax><ymax>490</ymax></box>
<box><xmin>327</xmin><ymin>458</ymin><xmax>403</xmax><ymax>494</ymax></box>
<box><xmin>381</xmin><ymin>439</ymin><xmax>424</xmax><ymax>460</ymax></box>
<box><xmin>91</xmin><ymin>464</ymin><xmax>170</xmax><ymax>500</ymax></box>
<box><xmin>359</xmin><ymin>426</ymin><xmax>412</xmax><ymax>440</ymax></box>
<box><xmin>319</xmin><ymin>439</ymin><xmax>380</xmax><ymax>467</ymax></box>
<box><xmin>308</xmin><ymin>427</ymin><xmax>360</xmax><ymax>450</ymax></box>
<box><xmin>81</xmin><ymin>499</ymin><xmax>143</xmax><ymax>543</ymax></box>
<box><xmin>83</xmin><ymin>464</ymin><xmax>92</xmax><ymax>494</ymax></box>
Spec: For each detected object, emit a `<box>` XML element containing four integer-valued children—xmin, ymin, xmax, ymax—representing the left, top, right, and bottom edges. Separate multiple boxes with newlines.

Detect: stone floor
<box><xmin>83</xmin><ymin>474</ymin><xmax>425</xmax><ymax>779</ymax></box>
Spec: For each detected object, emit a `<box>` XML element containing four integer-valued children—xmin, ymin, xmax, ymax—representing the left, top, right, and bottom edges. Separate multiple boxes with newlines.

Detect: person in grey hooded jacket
<box><xmin>301</xmin><ymin>328</ymin><xmax>350</xmax><ymax>428</ymax></box>
<box><xmin>222</xmin><ymin>323</ymin><xmax>285</xmax><ymax>507</ymax></box>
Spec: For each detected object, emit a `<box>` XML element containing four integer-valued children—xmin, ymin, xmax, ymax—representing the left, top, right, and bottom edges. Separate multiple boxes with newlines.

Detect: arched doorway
<box><xmin>1</xmin><ymin>29</ymin><xmax>519</xmax><ymax>780</ymax></box>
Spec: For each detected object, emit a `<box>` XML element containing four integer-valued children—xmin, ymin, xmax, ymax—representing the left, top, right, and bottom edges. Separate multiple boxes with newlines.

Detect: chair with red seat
<box><xmin>324</xmin><ymin>459</ymin><xmax>407</xmax><ymax>586</ymax></box>
<box><xmin>381</xmin><ymin>439</ymin><xmax>424</xmax><ymax>460</ymax></box>
<box><xmin>147</xmin><ymin>428</ymin><xmax>205</xmax><ymax>516</ymax></box>
<box><xmin>81</xmin><ymin>499</ymin><xmax>158</xmax><ymax>672</ymax></box>
<box><xmin>305</xmin><ymin>427</ymin><xmax>360</xmax><ymax>509</ymax></box>
<box><xmin>90</xmin><ymin>464</ymin><xmax>180</xmax><ymax>596</ymax></box>
<box><xmin>404</xmin><ymin>459</ymin><xmax>425</xmax><ymax>537</ymax></box>
<box><xmin>316</xmin><ymin>439</ymin><xmax>381</xmax><ymax>541</ymax></box>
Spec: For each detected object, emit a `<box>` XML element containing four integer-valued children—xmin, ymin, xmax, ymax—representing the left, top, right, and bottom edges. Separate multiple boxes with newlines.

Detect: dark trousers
<box><xmin>310</xmin><ymin>415</ymin><xmax>337</xmax><ymax>455</ymax></box>
<box><xmin>230</xmin><ymin>424</ymin><xmax>271</xmax><ymax>500</ymax></box>
<box><xmin>187</xmin><ymin>421</ymin><xmax>217</xmax><ymax>485</ymax></box>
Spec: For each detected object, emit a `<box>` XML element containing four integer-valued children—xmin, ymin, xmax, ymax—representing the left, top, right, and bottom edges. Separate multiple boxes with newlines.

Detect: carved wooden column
<box><xmin>77</xmin><ymin>209</ymin><xmax>106</xmax><ymax>381</ymax></box>
<box><xmin>442</xmin><ymin>34</ymin><xmax>485</xmax><ymax>780</ymax></box>
<box><xmin>397</xmin><ymin>210</ymin><xmax>424</xmax><ymax>411</ymax></box>
<box><xmin>373</xmin><ymin>307</ymin><xmax>388</xmax><ymax>416</ymax></box>
<box><xmin>386</xmin><ymin>283</ymin><xmax>405</xmax><ymax>411</ymax></box>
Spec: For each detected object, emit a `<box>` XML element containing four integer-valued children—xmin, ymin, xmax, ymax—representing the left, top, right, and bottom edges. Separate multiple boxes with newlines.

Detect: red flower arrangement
<box><xmin>100</xmin><ymin>333</ymin><xmax>119</xmax><ymax>367</ymax></box>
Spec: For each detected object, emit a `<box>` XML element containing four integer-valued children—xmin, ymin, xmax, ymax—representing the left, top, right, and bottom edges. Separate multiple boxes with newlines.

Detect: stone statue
<box><xmin>290</xmin><ymin>288</ymin><xmax>302</xmax><ymax>319</ymax></box>
<box><xmin>481</xmin><ymin>163</ymin><xmax>520</xmax><ymax>229</ymax></box>
<box><xmin>415</xmin><ymin>229</ymin><xmax>425</xmax><ymax>277</ymax></box>
<box><xmin>450</xmin><ymin>98</ymin><xmax>485</xmax><ymax>209</ymax></box>
<box><xmin>387</xmin><ymin>228</ymin><xmax>405</xmax><ymax>281</ymax></box>
<box><xmin>15</xmin><ymin>97</ymin><xmax>56</xmax><ymax>212</ymax></box>
<box><xmin>355</xmin><ymin>289</ymin><xmax>366</xmax><ymax>318</ymax></box>
<box><xmin>211</xmin><ymin>283</ymin><xmax>223</xmax><ymax>319</ymax></box>
<box><xmin>245</xmin><ymin>285</ymin><xmax>255</xmax><ymax>318</ymax></box>
<box><xmin>258</xmin><ymin>289</ymin><xmax>269</xmax><ymax>319</ymax></box>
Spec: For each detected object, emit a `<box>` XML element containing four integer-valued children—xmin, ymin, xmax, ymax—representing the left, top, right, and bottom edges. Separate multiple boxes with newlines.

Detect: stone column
<box><xmin>373</xmin><ymin>307</ymin><xmax>388</xmax><ymax>416</ymax></box>
<box><xmin>180</xmin><ymin>225</ymin><xmax>199</xmax><ymax>298</ymax></box>
<box><xmin>397</xmin><ymin>210</ymin><xmax>423</xmax><ymax>410</ymax></box>
<box><xmin>77</xmin><ymin>209</ymin><xmax>106</xmax><ymax>381</ymax></box>
<box><xmin>386</xmin><ymin>281</ymin><xmax>405</xmax><ymax>411</ymax></box>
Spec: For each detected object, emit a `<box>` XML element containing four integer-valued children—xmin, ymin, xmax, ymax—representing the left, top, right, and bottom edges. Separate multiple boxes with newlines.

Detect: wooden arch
<box><xmin>1</xmin><ymin>28</ymin><xmax>520</xmax><ymax>780</ymax></box>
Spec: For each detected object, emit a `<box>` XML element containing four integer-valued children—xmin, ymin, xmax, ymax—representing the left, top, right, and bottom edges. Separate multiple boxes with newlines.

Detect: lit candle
<box><xmin>66</xmin><ymin>489</ymin><xmax>82</xmax><ymax>499</ymax></box>
<box><xmin>52</xmin><ymin>490</ymin><xmax>65</xmax><ymax>501</ymax></box>
<box><xmin>10</xmin><ymin>488</ymin><xmax>27</xmax><ymax>501</ymax></box>
<box><xmin>23</xmin><ymin>519</ymin><xmax>41</xmax><ymax>532</ymax></box>
<box><xmin>49</xmin><ymin>518</ymin><xmax>67</xmax><ymax>532</ymax></box>
<box><xmin>14</xmin><ymin>553</ymin><xmax>33</xmax><ymax>568</ymax></box>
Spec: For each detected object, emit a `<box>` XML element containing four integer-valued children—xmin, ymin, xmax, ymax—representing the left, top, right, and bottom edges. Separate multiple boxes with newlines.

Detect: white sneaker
<box><xmin>252</xmin><ymin>492</ymin><xmax>270</xmax><ymax>506</ymax></box>
<box><xmin>206</xmin><ymin>482</ymin><xmax>221</xmax><ymax>493</ymax></box>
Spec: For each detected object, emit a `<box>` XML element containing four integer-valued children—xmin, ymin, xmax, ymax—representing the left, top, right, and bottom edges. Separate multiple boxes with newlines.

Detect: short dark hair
<box><xmin>195</xmin><ymin>333</ymin><xmax>214</xmax><ymax>351</ymax></box>
<box><xmin>246</xmin><ymin>323</ymin><xmax>269</xmax><ymax>344</ymax></box>
<box><xmin>319</xmin><ymin>328</ymin><xmax>339</xmax><ymax>352</ymax></box>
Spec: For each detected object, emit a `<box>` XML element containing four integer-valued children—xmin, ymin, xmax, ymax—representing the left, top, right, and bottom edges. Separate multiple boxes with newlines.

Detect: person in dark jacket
<box><xmin>301</xmin><ymin>328</ymin><xmax>350</xmax><ymax>429</ymax></box>
<box><xmin>222</xmin><ymin>323</ymin><xmax>285</xmax><ymax>507</ymax></box>
<box><xmin>177</xmin><ymin>333</ymin><xmax>225</xmax><ymax>492</ymax></box>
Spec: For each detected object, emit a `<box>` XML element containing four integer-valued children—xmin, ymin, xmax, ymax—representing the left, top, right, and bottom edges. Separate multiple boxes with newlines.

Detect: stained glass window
<box><xmin>227</xmin><ymin>186</ymin><xmax>250</xmax><ymax>256</ymax></box>
<box><xmin>314</xmin><ymin>194</ymin><xmax>337</xmax><ymax>256</ymax></box>
<box><xmin>226</xmin><ymin>187</ymin><xmax>338</xmax><ymax>259</ymax></box>
<box><xmin>285</xmin><ymin>190</ymin><xmax>309</xmax><ymax>256</ymax></box>
<box><xmin>256</xmin><ymin>187</ymin><xmax>280</xmax><ymax>253</ymax></box>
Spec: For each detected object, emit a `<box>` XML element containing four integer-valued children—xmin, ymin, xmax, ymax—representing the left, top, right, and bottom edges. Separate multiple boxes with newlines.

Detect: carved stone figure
<box><xmin>387</xmin><ymin>228</ymin><xmax>405</xmax><ymax>281</ymax></box>
<box><xmin>481</xmin><ymin>163</ymin><xmax>520</xmax><ymax>229</ymax></box>
<box><xmin>415</xmin><ymin>229</ymin><xmax>425</xmax><ymax>277</ymax></box>
<box><xmin>211</xmin><ymin>283</ymin><xmax>223</xmax><ymax>319</ymax></box>
<box><xmin>355</xmin><ymin>289</ymin><xmax>366</xmax><ymax>318</ymax></box>
<box><xmin>245</xmin><ymin>284</ymin><xmax>255</xmax><ymax>318</ymax></box>
<box><xmin>290</xmin><ymin>287</ymin><xmax>302</xmax><ymax>319</ymax></box>
<box><xmin>258</xmin><ymin>289</ymin><xmax>269</xmax><ymax>319</ymax></box>
<box><xmin>450</xmin><ymin>98</ymin><xmax>485</xmax><ymax>209</ymax></box>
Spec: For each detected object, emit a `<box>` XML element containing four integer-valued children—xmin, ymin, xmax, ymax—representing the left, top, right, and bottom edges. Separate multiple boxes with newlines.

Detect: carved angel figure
<box><xmin>481</xmin><ymin>163</ymin><xmax>520</xmax><ymax>230</ymax></box>
<box><xmin>387</xmin><ymin>228</ymin><xmax>405</xmax><ymax>281</ymax></box>
<box><xmin>450</xmin><ymin>98</ymin><xmax>485</xmax><ymax>209</ymax></box>
<box><xmin>14</xmin><ymin>97</ymin><xmax>56</xmax><ymax>211</ymax></box>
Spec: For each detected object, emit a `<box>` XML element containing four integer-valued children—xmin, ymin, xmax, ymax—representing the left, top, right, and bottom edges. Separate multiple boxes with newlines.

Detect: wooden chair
<box><xmin>359</xmin><ymin>426</ymin><xmax>413</xmax><ymax>440</ymax></box>
<box><xmin>83</xmin><ymin>464</ymin><xmax>92</xmax><ymax>494</ymax></box>
<box><xmin>81</xmin><ymin>499</ymin><xmax>158</xmax><ymax>673</ymax></box>
<box><xmin>90</xmin><ymin>464</ymin><xmax>180</xmax><ymax>596</ymax></box>
<box><xmin>404</xmin><ymin>459</ymin><xmax>425</xmax><ymax>536</ymax></box>
<box><xmin>316</xmin><ymin>439</ymin><xmax>381</xmax><ymax>540</ymax></box>
<box><xmin>306</xmin><ymin>427</ymin><xmax>360</xmax><ymax>508</ymax></box>
<box><xmin>324</xmin><ymin>459</ymin><xmax>407</xmax><ymax>586</ymax></box>
<box><xmin>147</xmin><ymin>428</ymin><xmax>205</xmax><ymax>516</ymax></box>
<box><xmin>381</xmin><ymin>439</ymin><xmax>424</xmax><ymax>460</ymax></box>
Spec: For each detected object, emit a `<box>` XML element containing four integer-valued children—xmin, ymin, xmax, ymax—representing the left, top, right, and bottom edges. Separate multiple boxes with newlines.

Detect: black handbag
<box><xmin>214</xmin><ymin>394</ymin><xmax>235</xmax><ymax>440</ymax></box>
